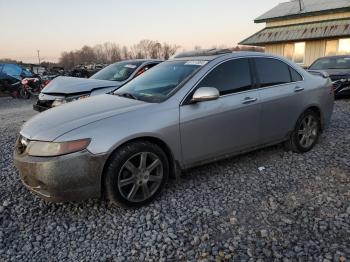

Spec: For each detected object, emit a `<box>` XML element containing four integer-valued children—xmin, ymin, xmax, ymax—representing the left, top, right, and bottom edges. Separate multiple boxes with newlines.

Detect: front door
<box><xmin>179</xmin><ymin>58</ymin><xmax>261</xmax><ymax>166</ymax></box>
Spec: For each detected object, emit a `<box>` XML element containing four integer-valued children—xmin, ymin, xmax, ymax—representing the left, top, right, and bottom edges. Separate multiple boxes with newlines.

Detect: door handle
<box><xmin>294</xmin><ymin>86</ymin><xmax>304</xmax><ymax>92</ymax></box>
<box><xmin>242</xmin><ymin>97</ymin><xmax>257</xmax><ymax>104</ymax></box>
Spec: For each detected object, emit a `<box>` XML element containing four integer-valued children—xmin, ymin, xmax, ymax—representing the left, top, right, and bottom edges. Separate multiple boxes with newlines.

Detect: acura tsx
<box><xmin>14</xmin><ymin>51</ymin><xmax>334</xmax><ymax>207</ymax></box>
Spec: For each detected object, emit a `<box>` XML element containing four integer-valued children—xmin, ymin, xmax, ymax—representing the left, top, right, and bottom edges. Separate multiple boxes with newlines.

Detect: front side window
<box><xmin>90</xmin><ymin>61</ymin><xmax>143</xmax><ymax>81</ymax></box>
<box><xmin>114</xmin><ymin>60</ymin><xmax>205</xmax><ymax>103</ymax></box>
<box><xmin>197</xmin><ymin>59</ymin><xmax>252</xmax><ymax>96</ymax></box>
<box><xmin>255</xmin><ymin>58</ymin><xmax>291</xmax><ymax>87</ymax></box>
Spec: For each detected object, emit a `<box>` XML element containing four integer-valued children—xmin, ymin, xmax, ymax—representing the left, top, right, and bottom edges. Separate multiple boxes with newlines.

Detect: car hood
<box><xmin>21</xmin><ymin>94</ymin><xmax>151</xmax><ymax>141</ymax></box>
<box><xmin>312</xmin><ymin>69</ymin><xmax>350</xmax><ymax>76</ymax></box>
<box><xmin>42</xmin><ymin>76</ymin><xmax>122</xmax><ymax>95</ymax></box>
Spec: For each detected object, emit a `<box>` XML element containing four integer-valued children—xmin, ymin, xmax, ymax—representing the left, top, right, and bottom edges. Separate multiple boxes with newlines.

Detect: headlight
<box><xmin>66</xmin><ymin>94</ymin><xmax>90</xmax><ymax>102</ymax></box>
<box><xmin>52</xmin><ymin>98</ymin><xmax>66</xmax><ymax>107</ymax></box>
<box><xmin>52</xmin><ymin>94</ymin><xmax>90</xmax><ymax>107</ymax></box>
<box><xmin>26</xmin><ymin>138</ymin><xmax>91</xmax><ymax>157</ymax></box>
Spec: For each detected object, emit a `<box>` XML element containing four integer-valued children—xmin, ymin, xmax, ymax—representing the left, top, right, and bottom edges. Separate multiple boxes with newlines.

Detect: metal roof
<box><xmin>255</xmin><ymin>0</ymin><xmax>350</xmax><ymax>23</ymax></box>
<box><xmin>240</xmin><ymin>18</ymin><xmax>350</xmax><ymax>46</ymax></box>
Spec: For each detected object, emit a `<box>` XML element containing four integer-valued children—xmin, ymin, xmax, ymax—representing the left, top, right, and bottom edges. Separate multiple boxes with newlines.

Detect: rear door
<box><xmin>179</xmin><ymin>58</ymin><xmax>262</xmax><ymax>166</ymax></box>
<box><xmin>253</xmin><ymin>57</ymin><xmax>305</xmax><ymax>144</ymax></box>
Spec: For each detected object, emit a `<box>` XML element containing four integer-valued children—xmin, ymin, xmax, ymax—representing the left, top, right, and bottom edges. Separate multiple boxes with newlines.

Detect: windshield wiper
<box><xmin>115</xmin><ymin>92</ymin><xmax>139</xmax><ymax>100</ymax></box>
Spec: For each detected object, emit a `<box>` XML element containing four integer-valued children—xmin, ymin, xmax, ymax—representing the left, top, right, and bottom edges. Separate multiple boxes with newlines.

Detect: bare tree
<box><xmin>58</xmin><ymin>40</ymin><xmax>181</xmax><ymax>69</ymax></box>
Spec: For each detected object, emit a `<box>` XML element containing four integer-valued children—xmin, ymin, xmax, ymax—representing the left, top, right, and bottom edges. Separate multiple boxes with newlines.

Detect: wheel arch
<box><xmin>303</xmin><ymin>105</ymin><xmax>324</xmax><ymax>130</ymax></box>
<box><xmin>101</xmin><ymin>136</ymin><xmax>177</xmax><ymax>196</ymax></box>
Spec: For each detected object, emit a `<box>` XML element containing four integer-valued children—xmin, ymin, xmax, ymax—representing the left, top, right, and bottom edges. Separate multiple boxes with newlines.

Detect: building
<box><xmin>240</xmin><ymin>0</ymin><xmax>350</xmax><ymax>67</ymax></box>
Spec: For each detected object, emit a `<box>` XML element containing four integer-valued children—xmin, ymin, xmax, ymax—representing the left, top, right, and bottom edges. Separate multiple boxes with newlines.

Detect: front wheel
<box><xmin>19</xmin><ymin>86</ymin><xmax>30</xmax><ymax>99</ymax></box>
<box><xmin>104</xmin><ymin>141</ymin><xmax>169</xmax><ymax>208</ymax></box>
<box><xmin>285</xmin><ymin>110</ymin><xmax>321</xmax><ymax>153</ymax></box>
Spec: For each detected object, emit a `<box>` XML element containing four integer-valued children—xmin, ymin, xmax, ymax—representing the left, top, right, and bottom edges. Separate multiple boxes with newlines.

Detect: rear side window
<box><xmin>198</xmin><ymin>58</ymin><xmax>252</xmax><ymax>95</ymax></box>
<box><xmin>290</xmin><ymin>67</ymin><xmax>303</xmax><ymax>82</ymax></box>
<box><xmin>255</xmin><ymin>58</ymin><xmax>291</xmax><ymax>87</ymax></box>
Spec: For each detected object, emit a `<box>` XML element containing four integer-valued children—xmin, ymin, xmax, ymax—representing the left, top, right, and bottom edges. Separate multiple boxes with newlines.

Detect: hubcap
<box><xmin>298</xmin><ymin>115</ymin><xmax>318</xmax><ymax>148</ymax></box>
<box><xmin>118</xmin><ymin>152</ymin><xmax>163</xmax><ymax>202</ymax></box>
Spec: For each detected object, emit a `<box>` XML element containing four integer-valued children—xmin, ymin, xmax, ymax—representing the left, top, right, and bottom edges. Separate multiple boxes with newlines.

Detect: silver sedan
<box><xmin>14</xmin><ymin>51</ymin><xmax>334</xmax><ymax>207</ymax></box>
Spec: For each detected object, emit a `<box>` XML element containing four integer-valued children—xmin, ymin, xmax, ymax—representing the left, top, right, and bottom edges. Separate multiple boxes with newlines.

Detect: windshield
<box><xmin>90</xmin><ymin>61</ymin><xmax>143</xmax><ymax>81</ymax></box>
<box><xmin>309</xmin><ymin>57</ymin><xmax>350</xmax><ymax>70</ymax></box>
<box><xmin>114</xmin><ymin>60</ymin><xmax>206</xmax><ymax>103</ymax></box>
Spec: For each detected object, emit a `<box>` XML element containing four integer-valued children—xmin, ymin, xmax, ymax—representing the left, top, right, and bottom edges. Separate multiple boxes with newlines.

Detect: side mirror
<box><xmin>191</xmin><ymin>87</ymin><xmax>219</xmax><ymax>102</ymax></box>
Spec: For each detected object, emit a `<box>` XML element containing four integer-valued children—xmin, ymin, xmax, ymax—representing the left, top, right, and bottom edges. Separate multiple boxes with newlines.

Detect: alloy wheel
<box><xmin>297</xmin><ymin>115</ymin><xmax>319</xmax><ymax>148</ymax></box>
<box><xmin>117</xmin><ymin>152</ymin><xmax>163</xmax><ymax>203</ymax></box>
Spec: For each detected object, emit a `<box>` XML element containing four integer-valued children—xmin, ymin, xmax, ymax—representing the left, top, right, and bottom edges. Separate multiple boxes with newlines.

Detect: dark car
<box><xmin>34</xmin><ymin>59</ymin><xmax>162</xmax><ymax>112</ymax></box>
<box><xmin>0</xmin><ymin>63</ymin><xmax>33</xmax><ymax>95</ymax></box>
<box><xmin>309</xmin><ymin>55</ymin><xmax>350</xmax><ymax>97</ymax></box>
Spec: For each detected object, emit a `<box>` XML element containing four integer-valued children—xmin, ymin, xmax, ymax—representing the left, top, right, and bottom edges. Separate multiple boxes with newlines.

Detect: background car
<box><xmin>14</xmin><ymin>51</ymin><xmax>334</xmax><ymax>207</ymax></box>
<box><xmin>33</xmin><ymin>59</ymin><xmax>162</xmax><ymax>112</ymax></box>
<box><xmin>0</xmin><ymin>63</ymin><xmax>33</xmax><ymax>97</ymax></box>
<box><xmin>309</xmin><ymin>55</ymin><xmax>350</xmax><ymax>97</ymax></box>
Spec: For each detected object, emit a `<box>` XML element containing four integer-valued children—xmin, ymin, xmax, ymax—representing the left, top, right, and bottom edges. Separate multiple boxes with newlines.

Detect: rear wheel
<box><xmin>104</xmin><ymin>141</ymin><xmax>169</xmax><ymax>208</ymax></box>
<box><xmin>285</xmin><ymin>110</ymin><xmax>321</xmax><ymax>153</ymax></box>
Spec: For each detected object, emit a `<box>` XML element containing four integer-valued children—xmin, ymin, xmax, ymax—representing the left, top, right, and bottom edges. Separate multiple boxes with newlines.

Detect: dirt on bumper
<box><xmin>13</xmin><ymin>150</ymin><xmax>108</xmax><ymax>202</ymax></box>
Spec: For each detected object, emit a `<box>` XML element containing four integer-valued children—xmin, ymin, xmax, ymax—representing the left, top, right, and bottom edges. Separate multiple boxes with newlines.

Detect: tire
<box><xmin>19</xmin><ymin>87</ymin><xmax>30</xmax><ymax>99</ymax></box>
<box><xmin>104</xmin><ymin>141</ymin><xmax>169</xmax><ymax>208</ymax></box>
<box><xmin>285</xmin><ymin>109</ymin><xmax>321</xmax><ymax>153</ymax></box>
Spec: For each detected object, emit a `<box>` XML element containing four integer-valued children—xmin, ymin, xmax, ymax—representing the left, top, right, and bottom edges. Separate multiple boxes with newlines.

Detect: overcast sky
<box><xmin>0</xmin><ymin>0</ymin><xmax>283</xmax><ymax>63</ymax></box>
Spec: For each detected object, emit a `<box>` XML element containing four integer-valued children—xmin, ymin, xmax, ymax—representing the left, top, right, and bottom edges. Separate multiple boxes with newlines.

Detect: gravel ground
<box><xmin>0</xmin><ymin>97</ymin><xmax>349</xmax><ymax>261</ymax></box>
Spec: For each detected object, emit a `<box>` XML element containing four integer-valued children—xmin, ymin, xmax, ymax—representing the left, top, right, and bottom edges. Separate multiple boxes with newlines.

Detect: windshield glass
<box><xmin>114</xmin><ymin>60</ymin><xmax>206</xmax><ymax>103</ymax></box>
<box><xmin>90</xmin><ymin>61</ymin><xmax>143</xmax><ymax>81</ymax></box>
<box><xmin>309</xmin><ymin>57</ymin><xmax>350</xmax><ymax>70</ymax></box>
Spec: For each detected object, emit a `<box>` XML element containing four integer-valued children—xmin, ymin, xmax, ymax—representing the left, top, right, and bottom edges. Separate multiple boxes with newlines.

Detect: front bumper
<box><xmin>33</xmin><ymin>103</ymin><xmax>50</xmax><ymax>112</ymax></box>
<box><xmin>34</xmin><ymin>93</ymin><xmax>62</xmax><ymax>112</ymax></box>
<box><xmin>14</xmin><ymin>150</ymin><xmax>108</xmax><ymax>202</ymax></box>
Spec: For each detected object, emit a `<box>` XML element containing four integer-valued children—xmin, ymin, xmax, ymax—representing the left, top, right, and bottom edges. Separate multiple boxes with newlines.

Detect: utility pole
<box><xmin>37</xmin><ymin>50</ymin><xmax>41</xmax><ymax>65</ymax></box>
<box><xmin>298</xmin><ymin>0</ymin><xmax>303</xmax><ymax>12</ymax></box>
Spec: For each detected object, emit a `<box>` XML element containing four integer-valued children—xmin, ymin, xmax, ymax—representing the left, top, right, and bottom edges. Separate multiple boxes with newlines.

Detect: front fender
<box><xmin>54</xmin><ymin>105</ymin><xmax>182</xmax><ymax>163</ymax></box>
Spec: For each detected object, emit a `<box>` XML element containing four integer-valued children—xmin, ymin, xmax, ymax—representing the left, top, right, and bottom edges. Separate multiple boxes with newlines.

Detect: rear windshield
<box><xmin>114</xmin><ymin>60</ymin><xmax>207</xmax><ymax>103</ymax></box>
<box><xmin>90</xmin><ymin>61</ymin><xmax>143</xmax><ymax>81</ymax></box>
<box><xmin>309</xmin><ymin>57</ymin><xmax>350</xmax><ymax>70</ymax></box>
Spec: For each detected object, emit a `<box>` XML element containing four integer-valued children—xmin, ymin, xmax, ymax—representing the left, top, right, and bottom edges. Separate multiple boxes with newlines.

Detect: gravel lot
<box><xmin>0</xmin><ymin>97</ymin><xmax>349</xmax><ymax>261</ymax></box>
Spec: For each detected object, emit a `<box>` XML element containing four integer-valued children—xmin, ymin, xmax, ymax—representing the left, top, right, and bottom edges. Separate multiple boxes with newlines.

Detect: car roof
<box><xmin>115</xmin><ymin>59</ymin><xmax>163</xmax><ymax>63</ymax></box>
<box><xmin>170</xmin><ymin>51</ymin><xmax>270</xmax><ymax>62</ymax></box>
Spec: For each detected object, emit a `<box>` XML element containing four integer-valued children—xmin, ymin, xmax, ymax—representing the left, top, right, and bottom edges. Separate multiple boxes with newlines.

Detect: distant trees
<box><xmin>58</xmin><ymin>40</ymin><xmax>180</xmax><ymax>69</ymax></box>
